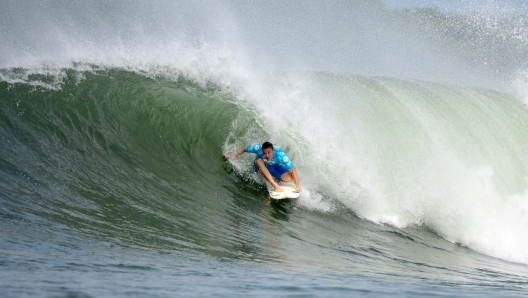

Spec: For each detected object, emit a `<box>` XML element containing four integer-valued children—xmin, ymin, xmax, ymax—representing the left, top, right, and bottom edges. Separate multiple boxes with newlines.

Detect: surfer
<box><xmin>226</xmin><ymin>142</ymin><xmax>302</xmax><ymax>193</ymax></box>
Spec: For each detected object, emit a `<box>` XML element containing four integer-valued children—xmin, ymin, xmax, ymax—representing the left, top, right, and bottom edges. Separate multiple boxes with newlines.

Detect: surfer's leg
<box><xmin>254</xmin><ymin>158</ymin><xmax>284</xmax><ymax>192</ymax></box>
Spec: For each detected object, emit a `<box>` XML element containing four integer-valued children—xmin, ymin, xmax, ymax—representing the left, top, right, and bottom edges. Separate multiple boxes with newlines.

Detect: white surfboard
<box><xmin>268</xmin><ymin>181</ymin><xmax>300</xmax><ymax>200</ymax></box>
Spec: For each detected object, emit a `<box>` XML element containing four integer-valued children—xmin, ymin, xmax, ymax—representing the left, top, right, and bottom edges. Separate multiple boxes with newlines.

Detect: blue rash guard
<box><xmin>246</xmin><ymin>144</ymin><xmax>294</xmax><ymax>181</ymax></box>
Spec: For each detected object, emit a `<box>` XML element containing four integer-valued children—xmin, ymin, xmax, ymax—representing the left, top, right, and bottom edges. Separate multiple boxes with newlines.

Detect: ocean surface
<box><xmin>2</xmin><ymin>1</ymin><xmax>528</xmax><ymax>297</ymax></box>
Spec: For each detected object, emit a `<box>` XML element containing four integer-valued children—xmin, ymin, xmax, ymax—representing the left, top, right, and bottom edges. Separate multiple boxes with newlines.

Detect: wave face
<box><xmin>2</xmin><ymin>0</ymin><xmax>528</xmax><ymax>296</ymax></box>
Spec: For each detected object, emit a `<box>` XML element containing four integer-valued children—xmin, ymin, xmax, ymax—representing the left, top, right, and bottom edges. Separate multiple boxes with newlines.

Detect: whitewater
<box><xmin>2</xmin><ymin>0</ymin><xmax>528</xmax><ymax>297</ymax></box>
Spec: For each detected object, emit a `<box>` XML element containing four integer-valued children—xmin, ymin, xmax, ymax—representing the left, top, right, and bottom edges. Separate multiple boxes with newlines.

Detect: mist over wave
<box><xmin>3</xmin><ymin>0</ymin><xmax>528</xmax><ymax>87</ymax></box>
<box><xmin>2</xmin><ymin>0</ymin><xmax>528</xmax><ymax>273</ymax></box>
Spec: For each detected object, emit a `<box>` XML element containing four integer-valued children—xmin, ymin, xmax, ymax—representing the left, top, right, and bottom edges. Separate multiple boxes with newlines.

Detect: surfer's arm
<box><xmin>225</xmin><ymin>146</ymin><xmax>247</xmax><ymax>159</ymax></box>
<box><xmin>290</xmin><ymin>167</ymin><xmax>302</xmax><ymax>192</ymax></box>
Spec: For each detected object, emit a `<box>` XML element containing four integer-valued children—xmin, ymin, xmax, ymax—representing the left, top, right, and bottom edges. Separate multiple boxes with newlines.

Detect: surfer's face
<box><xmin>262</xmin><ymin>147</ymin><xmax>274</xmax><ymax>161</ymax></box>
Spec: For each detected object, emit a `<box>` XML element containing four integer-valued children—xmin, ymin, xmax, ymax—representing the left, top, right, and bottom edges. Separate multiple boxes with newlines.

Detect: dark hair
<box><xmin>262</xmin><ymin>141</ymin><xmax>273</xmax><ymax>150</ymax></box>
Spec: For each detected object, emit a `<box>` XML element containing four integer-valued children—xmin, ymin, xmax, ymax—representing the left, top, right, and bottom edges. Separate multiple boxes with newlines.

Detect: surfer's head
<box><xmin>262</xmin><ymin>142</ymin><xmax>274</xmax><ymax>161</ymax></box>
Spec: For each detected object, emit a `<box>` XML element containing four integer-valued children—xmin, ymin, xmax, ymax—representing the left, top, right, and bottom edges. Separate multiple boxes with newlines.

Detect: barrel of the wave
<box><xmin>225</xmin><ymin>142</ymin><xmax>302</xmax><ymax>200</ymax></box>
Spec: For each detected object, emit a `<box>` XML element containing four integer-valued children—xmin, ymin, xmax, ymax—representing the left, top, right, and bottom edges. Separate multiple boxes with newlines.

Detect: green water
<box><xmin>2</xmin><ymin>67</ymin><xmax>528</xmax><ymax>297</ymax></box>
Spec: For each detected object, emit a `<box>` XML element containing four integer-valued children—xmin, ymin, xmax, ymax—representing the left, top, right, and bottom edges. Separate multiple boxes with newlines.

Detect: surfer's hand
<box><xmin>225</xmin><ymin>147</ymin><xmax>246</xmax><ymax>160</ymax></box>
<box><xmin>274</xmin><ymin>185</ymin><xmax>285</xmax><ymax>192</ymax></box>
<box><xmin>296</xmin><ymin>186</ymin><xmax>302</xmax><ymax>192</ymax></box>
